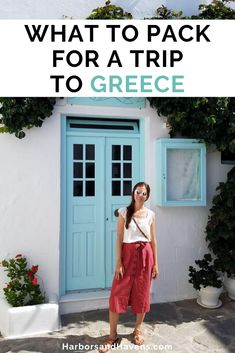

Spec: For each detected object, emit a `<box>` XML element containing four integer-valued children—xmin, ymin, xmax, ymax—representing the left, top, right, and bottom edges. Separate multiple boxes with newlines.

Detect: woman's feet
<box><xmin>98</xmin><ymin>335</ymin><xmax>119</xmax><ymax>353</ymax></box>
<box><xmin>98</xmin><ymin>327</ymin><xmax>144</xmax><ymax>352</ymax></box>
<box><xmin>132</xmin><ymin>328</ymin><xmax>144</xmax><ymax>345</ymax></box>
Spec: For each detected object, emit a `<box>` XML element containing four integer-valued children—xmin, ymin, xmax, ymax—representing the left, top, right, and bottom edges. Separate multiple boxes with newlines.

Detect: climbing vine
<box><xmin>205</xmin><ymin>166</ymin><xmax>235</xmax><ymax>277</ymax></box>
<box><xmin>148</xmin><ymin>97</ymin><xmax>235</xmax><ymax>152</ymax></box>
<box><xmin>147</xmin><ymin>0</ymin><xmax>235</xmax><ymax>153</ymax></box>
<box><xmin>0</xmin><ymin>98</ymin><xmax>56</xmax><ymax>139</ymax></box>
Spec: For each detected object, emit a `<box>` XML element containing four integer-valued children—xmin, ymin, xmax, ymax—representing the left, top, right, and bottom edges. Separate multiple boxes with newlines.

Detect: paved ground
<box><xmin>0</xmin><ymin>294</ymin><xmax>235</xmax><ymax>353</ymax></box>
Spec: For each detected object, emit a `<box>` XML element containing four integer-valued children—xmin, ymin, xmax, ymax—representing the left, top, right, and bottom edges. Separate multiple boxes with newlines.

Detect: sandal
<box><xmin>132</xmin><ymin>328</ymin><xmax>144</xmax><ymax>345</ymax></box>
<box><xmin>98</xmin><ymin>335</ymin><xmax>120</xmax><ymax>353</ymax></box>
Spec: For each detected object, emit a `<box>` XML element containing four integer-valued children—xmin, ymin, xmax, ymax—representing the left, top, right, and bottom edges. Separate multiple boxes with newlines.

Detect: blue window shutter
<box><xmin>156</xmin><ymin>139</ymin><xmax>206</xmax><ymax>206</ymax></box>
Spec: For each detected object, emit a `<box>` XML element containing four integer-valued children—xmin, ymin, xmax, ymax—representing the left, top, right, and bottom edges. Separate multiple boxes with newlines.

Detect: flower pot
<box><xmin>224</xmin><ymin>274</ymin><xmax>235</xmax><ymax>300</ymax></box>
<box><xmin>0</xmin><ymin>294</ymin><xmax>60</xmax><ymax>338</ymax></box>
<box><xmin>197</xmin><ymin>286</ymin><xmax>223</xmax><ymax>308</ymax></box>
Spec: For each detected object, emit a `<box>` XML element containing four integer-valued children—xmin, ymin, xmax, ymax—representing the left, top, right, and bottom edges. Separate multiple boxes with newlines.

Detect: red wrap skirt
<box><xmin>109</xmin><ymin>241</ymin><xmax>154</xmax><ymax>314</ymax></box>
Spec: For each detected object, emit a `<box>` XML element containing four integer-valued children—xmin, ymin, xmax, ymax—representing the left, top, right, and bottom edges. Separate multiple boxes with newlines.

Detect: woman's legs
<box><xmin>135</xmin><ymin>312</ymin><xmax>145</xmax><ymax>330</ymax></box>
<box><xmin>133</xmin><ymin>313</ymin><xmax>145</xmax><ymax>345</ymax></box>
<box><xmin>110</xmin><ymin>311</ymin><xmax>145</xmax><ymax>336</ymax></box>
<box><xmin>109</xmin><ymin>310</ymin><xmax>119</xmax><ymax>338</ymax></box>
<box><xmin>99</xmin><ymin>311</ymin><xmax>119</xmax><ymax>353</ymax></box>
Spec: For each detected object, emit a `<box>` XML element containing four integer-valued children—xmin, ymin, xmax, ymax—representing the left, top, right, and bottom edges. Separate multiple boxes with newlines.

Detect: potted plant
<box><xmin>205</xmin><ymin>167</ymin><xmax>235</xmax><ymax>300</ymax></box>
<box><xmin>188</xmin><ymin>253</ymin><xmax>223</xmax><ymax>308</ymax></box>
<box><xmin>0</xmin><ymin>254</ymin><xmax>60</xmax><ymax>338</ymax></box>
<box><xmin>1</xmin><ymin>254</ymin><xmax>45</xmax><ymax>307</ymax></box>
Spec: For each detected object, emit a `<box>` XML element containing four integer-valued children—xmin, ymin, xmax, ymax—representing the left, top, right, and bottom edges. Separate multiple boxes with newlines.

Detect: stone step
<box><xmin>59</xmin><ymin>290</ymin><xmax>110</xmax><ymax>314</ymax></box>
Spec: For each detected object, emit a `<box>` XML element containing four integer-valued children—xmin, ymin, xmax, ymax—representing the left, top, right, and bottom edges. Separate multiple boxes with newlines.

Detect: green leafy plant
<box><xmin>188</xmin><ymin>253</ymin><xmax>223</xmax><ymax>291</ymax></box>
<box><xmin>192</xmin><ymin>0</ymin><xmax>235</xmax><ymax>19</ymax></box>
<box><xmin>87</xmin><ymin>0</ymin><xmax>132</xmax><ymax>19</ymax></box>
<box><xmin>206</xmin><ymin>167</ymin><xmax>235</xmax><ymax>278</ymax></box>
<box><xmin>0</xmin><ymin>98</ymin><xmax>56</xmax><ymax>139</ymax></box>
<box><xmin>148</xmin><ymin>0</ymin><xmax>235</xmax><ymax>19</ymax></box>
<box><xmin>147</xmin><ymin>5</ymin><xmax>184</xmax><ymax>19</ymax></box>
<box><xmin>1</xmin><ymin>254</ymin><xmax>45</xmax><ymax>307</ymax></box>
<box><xmin>148</xmin><ymin>97</ymin><xmax>235</xmax><ymax>153</ymax></box>
<box><xmin>148</xmin><ymin>1</ymin><xmax>235</xmax><ymax>153</ymax></box>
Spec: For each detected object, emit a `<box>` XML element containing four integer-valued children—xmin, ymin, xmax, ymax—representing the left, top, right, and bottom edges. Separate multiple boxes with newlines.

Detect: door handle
<box><xmin>114</xmin><ymin>209</ymin><xmax>119</xmax><ymax>217</ymax></box>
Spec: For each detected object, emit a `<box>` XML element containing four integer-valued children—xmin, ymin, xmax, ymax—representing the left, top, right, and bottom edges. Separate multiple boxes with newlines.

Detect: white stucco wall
<box><xmin>0</xmin><ymin>112</ymin><xmax>61</xmax><ymax>299</ymax></box>
<box><xmin>0</xmin><ymin>0</ymin><xmax>218</xmax><ymax>19</ymax></box>
<box><xmin>143</xmin><ymin>103</ymin><xmax>232</xmax><ymax>302</ymax></box>
<box><xmin>0</xmin><ymin>99</ymin><xmax>232</xmax><ymax>304</ymax></box>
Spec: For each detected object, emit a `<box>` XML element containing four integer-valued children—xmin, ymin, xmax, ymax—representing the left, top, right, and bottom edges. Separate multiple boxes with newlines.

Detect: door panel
<box><xmin>66</xmin><ymin>135</ymin><xmax>140</xmax><ymax>291</ymax></box>
<box><xmin>66</xmin><ymin>136</ymin><xmax>105</xmax><ymax>290</ymax></box>
<box><xmin>105</xmin><ymin>137</ymin><xmax>140</xmax><ymax>287</ymax></box>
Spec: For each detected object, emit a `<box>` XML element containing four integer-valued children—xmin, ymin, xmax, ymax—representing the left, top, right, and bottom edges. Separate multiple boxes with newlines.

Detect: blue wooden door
<box><xmin>105</xmin><ymin>137</ymin><xmax>140</xmax><ymax>287</ymax></box>
<box><xmin>66</xmin><ymin>136</ymin><xmax>105</xmax><ymax>290</ymax></box>
<box><xmin>66</xmin><ymin>135</ymin><xmax>140</xmax><ymax>291</ymax></box>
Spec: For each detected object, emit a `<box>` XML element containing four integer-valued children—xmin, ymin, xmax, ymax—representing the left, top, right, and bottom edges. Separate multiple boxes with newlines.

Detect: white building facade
<box><xmin>0</xmin><ymin>98</ymin><xmax>232</xmax><ymax>313</ymax></box>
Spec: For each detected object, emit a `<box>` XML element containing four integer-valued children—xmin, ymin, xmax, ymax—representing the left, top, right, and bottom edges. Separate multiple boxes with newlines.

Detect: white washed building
<box><xmin>0</xmin><ymin>98</ymin><xmax>232</xmax><ymax>313</ymax></box>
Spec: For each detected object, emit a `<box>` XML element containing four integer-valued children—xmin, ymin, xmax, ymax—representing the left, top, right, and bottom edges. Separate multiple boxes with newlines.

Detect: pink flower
<box><xmin>15</xmin><ymin>254</ymin><xmax>22</xmax><ymax>259</ymax></box>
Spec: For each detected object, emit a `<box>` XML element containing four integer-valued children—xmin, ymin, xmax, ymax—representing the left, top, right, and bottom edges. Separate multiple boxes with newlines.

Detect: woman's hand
<box><xmin>152</xmin><ymin>265</ymin><xmax>159</xmax><ymax>279</ymax></box>
<box><xmin>115</xmin><ymin>262</ymin><xmax>124</xmax><ymax>280</ymax></box>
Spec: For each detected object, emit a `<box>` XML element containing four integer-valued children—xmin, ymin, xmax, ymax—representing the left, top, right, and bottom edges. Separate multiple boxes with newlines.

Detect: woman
<box><xmin>99</xmin><ymin>182</ymin><xmax>159</xmax><ymax>353</ymax></box>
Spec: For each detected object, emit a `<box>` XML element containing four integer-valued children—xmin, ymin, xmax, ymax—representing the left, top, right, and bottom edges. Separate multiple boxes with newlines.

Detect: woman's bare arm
<box><xmin>150</xmin><ymin>219</ymin><xmax>159</xmax><ymax>279</ymax></box>
<box><xmin>115</xmin><ymin>214</ymin><xmax>125</xmax><ymax>279</ymax></box>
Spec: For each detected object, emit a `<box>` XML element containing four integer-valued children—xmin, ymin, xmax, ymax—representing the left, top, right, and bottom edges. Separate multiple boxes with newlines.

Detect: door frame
<box><xmin>60</xmin><ymin>114</ymin><xmax>145</xmax><ymax>296</ymax></box>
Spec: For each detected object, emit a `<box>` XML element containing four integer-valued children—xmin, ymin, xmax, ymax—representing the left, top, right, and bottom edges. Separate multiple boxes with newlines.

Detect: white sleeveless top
<box><xmin>118</xmin><ymin>207</ymin><xmax>155</xmax><ymax>243</ymax></box>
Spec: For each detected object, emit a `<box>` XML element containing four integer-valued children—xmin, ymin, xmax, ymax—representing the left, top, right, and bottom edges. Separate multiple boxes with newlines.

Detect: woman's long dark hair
<box><xmin>125</xmin><ymin>182</ymin><xmax>150</xmax><ymax>229</ymax></box>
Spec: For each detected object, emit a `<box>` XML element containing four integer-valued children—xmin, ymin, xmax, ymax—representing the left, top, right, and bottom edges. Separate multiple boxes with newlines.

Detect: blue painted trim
<box><xmin>60</xmin><ymin>113</ymin><xmax>145</xmax><ymax>294</ymax></box>
<box><xmin>67</xmin><ymin>118</ymin><xmax>139</xmax><ymax>134</ymax></box>
<box><xmin>65</xmin><ymin>115</ymin><xmax>141</xmax><ymax>138</ymax></box>
<box><xmin>139</xmin><ymin>117</ymin><xmax>145</xmax><ymax>182</ymax></box>
<box><xmin>60</xmin><ymin>115</ymin><xmax>67</xmax><ymax>296</ymax></box>
<box><xmin>68</xmin><ymin>97</ymin><xmax>146</xmax><ymax>109</ymax></box>
<box><xmin>156</xmin><ymin>138</ymin><xmax>206</xmax><ymax>207</ymax></box>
